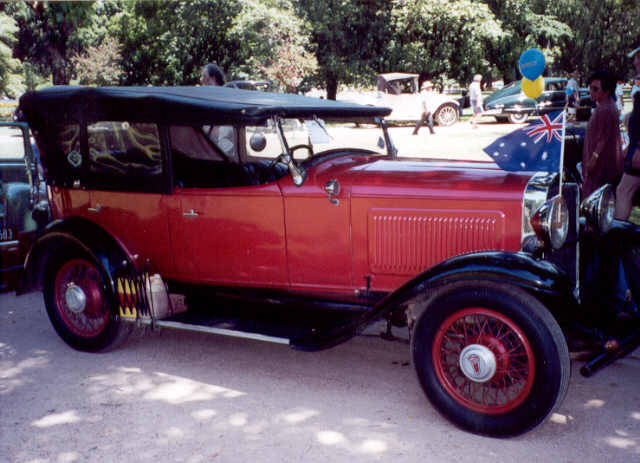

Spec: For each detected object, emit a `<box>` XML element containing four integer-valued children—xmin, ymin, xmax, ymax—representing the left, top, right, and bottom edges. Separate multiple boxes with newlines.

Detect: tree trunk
<box><xmin>326</xmin><ymin>76</ymin><xmax>337</xmax><ymax>101</ymax></box>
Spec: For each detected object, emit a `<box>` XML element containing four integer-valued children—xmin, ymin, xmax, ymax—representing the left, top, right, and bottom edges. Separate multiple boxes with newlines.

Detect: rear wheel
<box><xmin>44</xmin><ymin>252</ymin><xmax>130</xmax><ymax>352</ymax></box>
<box><xmin>434</xmin><ymin>103</ymin><xmax>459</xmax><ymax>126</ymax></box>
<box><xmin>411</xmin><ymin>280</ymin><xmax>569</xmax><ymax>436</ymax></box>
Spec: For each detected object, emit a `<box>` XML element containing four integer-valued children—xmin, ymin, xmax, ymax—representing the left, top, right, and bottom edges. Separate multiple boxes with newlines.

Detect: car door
<box><xmin>167</xmin><ymin>125</ymin><xmax>288</xmax><ymax>286</ymax></box>
<box><xmin>172</xmin><ymin>184</ymin><xmax>288</xmax><ymax>286</ymax></box>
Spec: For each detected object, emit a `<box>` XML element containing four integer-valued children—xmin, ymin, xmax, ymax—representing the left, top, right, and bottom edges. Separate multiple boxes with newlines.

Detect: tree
<box><xmin>114</xmin><ymin>0</ymin><xmax>242</xmax><ymax>86</ymax></box>
<box><xmin>72</xmin><ymin>36</ymin><xmax>123</xmax><ymax>86</ymax></box>
<box><xmin>259</xmin><ymin>31</ymin><xmax>317</xmax><ymax>92</ymax></box>
<box><xmin>10</xmin><ymin>1</ymin><xmax>96</xmax><ymax>85</ymax></box>
<box><xmin>0</xmin><ymin>12</ymin><xmax>22</xmax><ymax>97</ymax></box>
<box><xmin>390</xmin><ymin>0</ymin><xmax>503</xmax><ymax>87</ymax></box>
<box><xmin>482</xmin><ymin>0</ymin><xmax>572</xmax><ymax>84</ymax></box>
<box><xmin>295</xmin><ymin>0</ymin><xmax>395</xmax><ymax>99</ymax></box>
<box><xmin>543</xmin><ymin>0</ymin><xmax>640</xmax><ymax>80</ymax></box>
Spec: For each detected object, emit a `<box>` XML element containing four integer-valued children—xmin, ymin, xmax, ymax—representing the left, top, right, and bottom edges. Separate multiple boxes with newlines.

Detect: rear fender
<box><xmin>19</xmin><ymin>217</ymin><xmax>134</xmax><ymax>295</ymax></box>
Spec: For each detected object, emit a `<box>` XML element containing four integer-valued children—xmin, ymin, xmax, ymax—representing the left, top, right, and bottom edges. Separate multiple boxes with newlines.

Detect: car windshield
<box><xmin>0</xmin><ymin>125</ymin><xmax>26</xmax><ymax>161</ymax></box>
<box><xmin>245</xmin><ymin>118</ymin><xmax>391</xmax><ymax>162</ymax></box>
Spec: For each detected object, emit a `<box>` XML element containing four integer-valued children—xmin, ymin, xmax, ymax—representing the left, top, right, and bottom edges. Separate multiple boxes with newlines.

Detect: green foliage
<box><xmin>10</xmin><ymin>1</ymin><xmax>96</xmax><ymax>85</ymax></box>
<box><xmin>114</xmin><ymin>0</ymin><xmax>242</xmax><ymax>85</ymax></box>
<box><xmin>3</xmin><ymin>0</ymin><xmax>639</xmax><ymax>98</ymax></box>
<box><xmin>390</xmin><ymin>0</ymin><xmax>503</xmax><ymax>87</ymax></box>
<box><xmin>0</xmin><ymin>12</ymin><xmax>23</xmax><ymax>97</ymax></box>
<box><xmin>544</xmin><ymin>0</ymin><xmax>640</xmax><ymax>81</ymax></box>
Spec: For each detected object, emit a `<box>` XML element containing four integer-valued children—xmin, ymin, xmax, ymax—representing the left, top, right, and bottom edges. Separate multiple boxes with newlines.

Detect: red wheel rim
<box><xmin>54</xmin><ymin>258</ymin><xmax>109</xmax><ymax>338</ymax></box>
<box><xmin>432</xmin><ymin>307</ymin><xmax>535</xmax><ymax>414</ymax></box>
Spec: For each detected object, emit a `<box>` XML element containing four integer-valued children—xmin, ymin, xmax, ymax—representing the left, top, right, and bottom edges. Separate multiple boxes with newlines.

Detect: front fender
<box><xmin>19</xmin><ymin>217</ymin><xmax>135</xmax><ymax>295</ymax></box>
<box><xmin>292</xmin><ymin>251</ymin><xmax>576</xmax><ymax>351</ymax></box>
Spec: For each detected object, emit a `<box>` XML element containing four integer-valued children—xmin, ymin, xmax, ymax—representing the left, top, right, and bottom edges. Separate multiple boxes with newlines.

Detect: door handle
<box><xmin>183</xmin><ymin>209</ymin><xmax>199</xmax><ymax>217</ymax></box>
<box><xmin>88</xmin><ymin>204</ymin><xmax>102</xmax><ymax>213</ymax></box>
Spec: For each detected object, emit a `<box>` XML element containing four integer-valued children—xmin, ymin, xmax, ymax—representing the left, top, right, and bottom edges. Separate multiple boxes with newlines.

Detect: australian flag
<box><xmin>483</xmin><ymin>111</ymin><xmax>565</xmax><ymax>172</ymax></box>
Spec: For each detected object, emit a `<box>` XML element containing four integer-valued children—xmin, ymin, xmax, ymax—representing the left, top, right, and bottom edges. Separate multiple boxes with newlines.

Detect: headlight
<box><xmin>530</xmin><ymin>195</ymin><xmax>569</xmax><ymax>249</ymax></box>
<box><xmin>580</xmin><ymin>184</ymin><xmax>615</xmax><ymax>233</ymax></box>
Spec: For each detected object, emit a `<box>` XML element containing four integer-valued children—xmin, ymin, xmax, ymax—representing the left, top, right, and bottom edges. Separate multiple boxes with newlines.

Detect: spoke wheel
<box><xmin>433</xmin><ymin>307</ymin><xmax>535</xmax><ymax>414</ymax></box>
<box><xmin>411</xmin><ymin>280</ymin><xmax>569</xmax><ymax>436</ymax></box>
<box><xmin>44</xmin><ymin>249</ymin><xmax>131</xmax><ymax>352</ymax></box>
<box><xmin>54</xmin><ymin>258</ymin><xmax>109</xmax><ymax>338</ymax></box>
<box><xmin>434</xmin><ymin>104</ymin><xmax>459</xmax><ymax>126</ymax></box>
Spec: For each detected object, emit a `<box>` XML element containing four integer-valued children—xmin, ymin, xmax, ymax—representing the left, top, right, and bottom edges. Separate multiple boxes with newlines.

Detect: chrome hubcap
<box><xmin>459</xmin><ymin>344</ymin><xmax>497</xmax><ymax>383</ymax></box>
<box><xmin>64</xmin><ymin>283</ymin><xmax>87</xmax><ymax>314</ymax></box>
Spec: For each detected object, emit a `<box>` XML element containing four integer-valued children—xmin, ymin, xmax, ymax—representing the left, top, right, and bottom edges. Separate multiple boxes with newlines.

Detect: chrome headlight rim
<box><xmin>530</xmin><ymin>195</ymin><xmax>569</xmax><ymax>250</ymax></box>
<box><xmin>580</xmin><ymin>184</ymin><xmax>615</xmax><ymax>234</ymax></box>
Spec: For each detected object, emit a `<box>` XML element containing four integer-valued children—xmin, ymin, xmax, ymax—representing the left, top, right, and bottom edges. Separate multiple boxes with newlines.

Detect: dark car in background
<box><xmin>0</xmin><ymin>122</ymin><xmax>49</xmax><ymax>291</ymax></box>
<box><xmin>224</xmin><ymin>80</ymin><xmax>275</xmax><ymax>92</ymax></box>
<box><xmin>483</xmin><ymin>77</ymin><xmax>591</xmax><ymax>123</ymax></box>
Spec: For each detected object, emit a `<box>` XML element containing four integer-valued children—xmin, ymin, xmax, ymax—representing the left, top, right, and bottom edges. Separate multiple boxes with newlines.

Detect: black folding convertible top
<box><xmin>19</xmin><ymin>85</ymin><xmax>391</xmax><ymax>129</ymax></box>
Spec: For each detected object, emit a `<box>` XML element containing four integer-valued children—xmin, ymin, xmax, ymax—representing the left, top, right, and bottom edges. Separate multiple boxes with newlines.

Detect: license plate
<box><xmin>0</xmin><ymin>227</ymin><xmax>14</xmax><ymax>242</ymax></box>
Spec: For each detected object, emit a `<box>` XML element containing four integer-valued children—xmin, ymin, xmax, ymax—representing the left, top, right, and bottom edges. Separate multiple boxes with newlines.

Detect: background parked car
<box><xmin>338</xmin><ymin>73</ymin><xmax>461</xmax><ymax>126</ymax></box>
<box><xmin>483</xmin><ymin>77</ymin><xmax>592</xmax><ymax>123</ymax></box>
<box><xmin>224</xmin><ymin>80</ymin><xmax>276</xmax><ymax>92</ymax></box>
<box><xmin>0</xmin><ymin>122</ymin><xmax>49</xmax><ymax>291</ymax></box>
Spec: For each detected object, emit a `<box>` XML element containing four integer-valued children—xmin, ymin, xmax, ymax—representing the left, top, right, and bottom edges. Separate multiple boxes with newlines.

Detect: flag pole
<box><xmin>559</xmin><ymin>109</ymin><xmax>567</xmax><ymax>197</ymax></box>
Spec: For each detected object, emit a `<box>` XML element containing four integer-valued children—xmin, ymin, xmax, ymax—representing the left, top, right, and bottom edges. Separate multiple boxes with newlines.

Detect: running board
<box><xmin>128</xmin><ymin>318</ymin><xmax>291</xmax><ymax>346</ymax></box>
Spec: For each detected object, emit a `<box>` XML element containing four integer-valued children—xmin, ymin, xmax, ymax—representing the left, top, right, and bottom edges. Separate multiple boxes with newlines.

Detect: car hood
<box><xmin>306</xmin><ymin>156</ymin><xmax>532</xmax><ymax>202</ymax></box>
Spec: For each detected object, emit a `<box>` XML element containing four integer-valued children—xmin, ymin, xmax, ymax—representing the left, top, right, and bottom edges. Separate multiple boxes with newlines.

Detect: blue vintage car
<box><xmin>0</xmin><ymin>122</ymin><xmax>49</xmax><ymax>291</ymax></box>
<box><xmin>483</xmin><ymin>77</ymin><xmax>591</xmax><ymax>123</ymax></box>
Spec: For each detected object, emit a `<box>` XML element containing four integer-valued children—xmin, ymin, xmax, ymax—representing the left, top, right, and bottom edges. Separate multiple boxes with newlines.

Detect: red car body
<box><xmin>16</xmin><ymin>86</ymin><xmax>624</xmax><ymax>437</ymax></box>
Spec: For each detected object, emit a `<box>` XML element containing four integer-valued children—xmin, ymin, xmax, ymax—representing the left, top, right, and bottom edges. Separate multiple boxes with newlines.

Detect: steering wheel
<box><xmin>267</xmin><ymin>153</ymin><xmax>288</xmax><ymax>170</ymax></box>
<box><xmin>289</xmin><ymin>144</ymin><xmax>314</xmax><ymax>158</ymax></box>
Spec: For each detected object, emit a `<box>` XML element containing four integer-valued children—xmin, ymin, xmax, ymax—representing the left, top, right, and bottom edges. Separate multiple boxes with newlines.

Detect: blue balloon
<box><xmin>519</xmin><ymin>49</ymin><xmax>545</xmax><ymax>81</ymax></box>
<box><xmin>565</xmin><ymin>86</ymin><xmax>574</xmax><ymax>96</ymax></box>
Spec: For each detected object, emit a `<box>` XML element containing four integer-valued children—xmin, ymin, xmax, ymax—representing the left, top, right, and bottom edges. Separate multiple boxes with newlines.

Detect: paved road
<box><xmin>1</xmin><ymin>291</ymin><xmax>639</xmax><ymax>463</ymax></box>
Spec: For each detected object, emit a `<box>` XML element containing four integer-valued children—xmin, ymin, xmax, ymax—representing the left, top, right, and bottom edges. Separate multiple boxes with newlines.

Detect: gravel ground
<box><xmin>1</xmin><ymin>291</ymin><xmax>639</xmax><ymax>463</ymax></box>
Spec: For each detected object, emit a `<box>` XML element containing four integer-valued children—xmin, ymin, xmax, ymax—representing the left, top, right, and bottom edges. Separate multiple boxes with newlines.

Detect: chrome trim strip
<box><xmin>0</xmin><ymin>239</ymin><xmax>19</xmax><ymax>250</ymax></box>
<box><xmin>129</xmin><ymin>318</ymin><xmax>291</xmax><ymax>345</ymax></box>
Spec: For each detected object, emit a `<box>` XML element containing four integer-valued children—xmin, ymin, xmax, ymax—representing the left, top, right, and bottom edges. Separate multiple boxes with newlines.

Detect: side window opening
<box><xmin>34</xmin><ymin>123</ymin><xmax>82</xmax><ymax>188</ymax></box>
<box><xmin>86</xmin><ymin>121</ymin><xmax>163</xmax><ymax>192</ymax></box>
<box><xmin>170</xmin><ymin>125</ymin><xmax>260</xmax><ymax>188</ymax></box>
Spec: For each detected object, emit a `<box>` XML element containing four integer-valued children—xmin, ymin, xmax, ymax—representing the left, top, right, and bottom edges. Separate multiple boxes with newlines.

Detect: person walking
<box><xmin>412</xmin><ymin>80</ymin><xmax>436</xmax><ymax>135</ymax></box>
<box><xmin>469</xmin><ymin>74</ymin><xmax>483</xmax><ymax>129</ymax></box>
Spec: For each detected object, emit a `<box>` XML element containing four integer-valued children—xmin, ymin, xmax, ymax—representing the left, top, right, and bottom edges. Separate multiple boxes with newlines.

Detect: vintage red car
<box><xmin>15</xmin><ymin>85</ymin><xmax>626</xmax><ymax>437</ymax></box>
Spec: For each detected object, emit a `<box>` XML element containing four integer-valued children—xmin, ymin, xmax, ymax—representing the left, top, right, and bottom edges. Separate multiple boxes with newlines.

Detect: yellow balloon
<box><xmin>522</xmin><ymin>76</ymin><xmax>544</xmax><ymax>99</ymax></box>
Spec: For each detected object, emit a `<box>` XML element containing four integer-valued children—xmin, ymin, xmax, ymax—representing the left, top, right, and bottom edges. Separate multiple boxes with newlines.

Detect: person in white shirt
<box><xmin>469</xmin><ymin>74</ymin><xmax>483</xmax><ymax>129</ymax></box>
<box><xmin>412</xmin><ymin>80</ymin><xmax>437</xmax><ymax>135</ymax></box>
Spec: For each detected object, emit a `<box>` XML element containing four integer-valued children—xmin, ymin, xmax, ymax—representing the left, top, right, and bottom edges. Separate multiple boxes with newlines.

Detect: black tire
<box><xmin>434</xmin><ymin>103</ymin><xmax>459</xmax><ymax>127</ymax></box>
<box><xmin>410</xmin><ymin>280</ymin><xmax>569</xmax><ymax>436</ymax></box>
<box><xmin>44</xmin><ymin>250</ymin><xmax>131</xmax><ymax>352</ymax></box>
<box><xmin>508</xmin><ymin>112</ymin><xmax>528</xmax><ymax>123</ymax></box>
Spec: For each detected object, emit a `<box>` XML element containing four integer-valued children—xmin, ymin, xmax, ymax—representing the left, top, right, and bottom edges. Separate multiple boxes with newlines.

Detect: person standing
<box><xmin>469</xmin><ymin>74</ymin><xmax>483</xmax><ymax>129</ymax></box>
<box><xmin>412</xmin><ymin>80</ymin><xmax>436</xmax><ymax>135</ymax></box>
<box><xmin>616</xmin><ymin>47</ymin><xmax>640</xmax><ymax>220</ymax></box>
<box><xmin>582</xmin><ymin>70</ymin><xmax>622</xmax><ymax>198</ymax></box>
<box><xmin>200</xmin><ymin>63</ymin><xmax>237</xmax><ymax>161</ymax></box>
<box><xmin>567</xmin><ymin>70</ymin><xmax>579</xmax><ymax>93</ymax></box>
<box><xmin>201</xmin><ymin>63</ymin><xmax>226</xmax><ymax>86</ymax></box>
<box><xmin>615</xmin><ymin>79</ymin><xmax>625</xmax><ymax>116</ymax></box>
